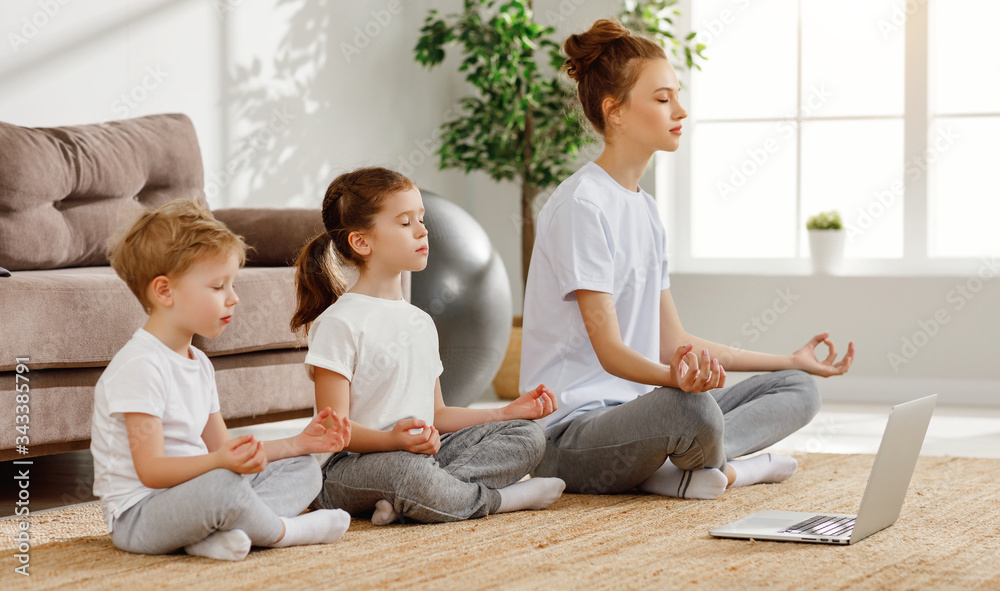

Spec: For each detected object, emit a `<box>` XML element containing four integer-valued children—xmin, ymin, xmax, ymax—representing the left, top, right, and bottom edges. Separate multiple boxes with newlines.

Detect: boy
<box><xmin>91</xmin><ymin>199</ymin><xmax>352</xmax><ymax>561</ymax></box>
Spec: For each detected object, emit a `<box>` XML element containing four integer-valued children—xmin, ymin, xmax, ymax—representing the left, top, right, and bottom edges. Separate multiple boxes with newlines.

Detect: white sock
<box><xmin>184</xmin><ymin>529</ymin><xmax>251</xmax><ymax>561</ymax></box>
<box><xmin>496</xmin><ymin>477</ymin><xmax>566</xmax><ymax>513</ymax></box>
<box><xmin>637</xmin><ymin>461</ymin><xmax>727</xmax><ymax>499</ymax></box>
<box><xmin>729</xmin><ymin>453</ymin><xmax>798</xmax><ymax>488</ymax></box>
<box><xmin>371</xmin><ymin>499</ymin><xmax>399</xmax><ymax>526</ymax></box>
<box><xmin>271</xmin><ymin>509</ymin><xmax>351</xmax><ymax>548</ymax></box>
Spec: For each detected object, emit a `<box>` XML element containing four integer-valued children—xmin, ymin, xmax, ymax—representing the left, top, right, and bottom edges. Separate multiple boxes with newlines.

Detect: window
<box><xmin>928</xmin><ymin>0</ymin><xmax>1000</xmax><ymax>258</ymax></box>
<box><xmin>661</xmin><ymin>0</ymin><xmax>999</xmax><ymax>274</ymax></box>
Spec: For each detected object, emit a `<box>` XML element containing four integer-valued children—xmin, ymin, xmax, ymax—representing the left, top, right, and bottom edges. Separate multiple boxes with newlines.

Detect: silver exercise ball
<box><xmin>411</xmin><ymin>191</ymin><xmax>513</xmax><ymax>407</ymax></box>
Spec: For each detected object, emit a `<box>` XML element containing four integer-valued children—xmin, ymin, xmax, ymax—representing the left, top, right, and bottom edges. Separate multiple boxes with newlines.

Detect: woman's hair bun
<box><xmin>563</xmin><ymin>19</ymin><xmax>632</xmax><ymax>81</ymax></box>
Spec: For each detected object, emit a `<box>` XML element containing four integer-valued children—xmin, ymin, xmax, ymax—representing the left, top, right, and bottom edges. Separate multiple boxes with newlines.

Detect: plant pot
<box><xmin>808</xmin><ymin>229</ymin><xmax>846</xmax><ymax>275</ymax></box>
<box><xmin>493</xmin><ymin>316</ymin><xmax>522</xmax><ymax>400</ymax></box>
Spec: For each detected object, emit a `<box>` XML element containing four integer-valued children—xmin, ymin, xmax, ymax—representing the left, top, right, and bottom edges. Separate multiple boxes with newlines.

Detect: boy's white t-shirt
<box><xmin>90</xmin><ymin>329</ymin><xmax>220</xmax><ymax>532</ymax></box>
<box><xmin>520</xmin><ymin>162</ymin><xmax>671</xmax><ymax>431</ymax></box>
<box><xmin>305</xmin><ymin>293</ymin><xmax>443</xmax><ymax>432</ymax></box>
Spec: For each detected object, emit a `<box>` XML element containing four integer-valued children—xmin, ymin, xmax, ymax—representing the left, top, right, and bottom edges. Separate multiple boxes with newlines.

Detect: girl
<box><xmin>292</xmin><ymin>167</ymin><xmax>566</xmax><ymax>524</ymax></box>
<box><xmin>520</xmin><ymin>20</ymin><xmax>856</xmax><ymax>499</ymax></box>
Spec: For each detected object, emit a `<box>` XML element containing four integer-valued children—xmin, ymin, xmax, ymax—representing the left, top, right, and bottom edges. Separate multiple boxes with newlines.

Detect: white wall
<box><xmin>0</xmin><ymin>0</ymin><xmax>469</xmax><ymax>208</ymax></box>
<box><xmin>669</xmin><ymin>273</ymin><xmax>1000</xmax><ymax>407</ymax></box>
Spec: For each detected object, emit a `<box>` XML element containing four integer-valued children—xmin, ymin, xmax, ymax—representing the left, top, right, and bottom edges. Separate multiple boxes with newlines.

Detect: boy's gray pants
<box><xmin>313</xmin><ymin>419</ymin><xmax>545</xmax><ymax>523</ymax></box>
<box><xmin>533</xmin><ymin>370</ymin><xmax>821</xmax><ymax>494</ymax></box>
<box><xmin>111</xmin><ymin>455</ymin><xmax>321</xmax><ymax>554</ymax></box>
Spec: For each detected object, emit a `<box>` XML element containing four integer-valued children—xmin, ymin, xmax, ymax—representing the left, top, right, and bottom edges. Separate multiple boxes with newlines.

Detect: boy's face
<box><xmin>166</xmin><ymin>253</ymin><xmax>241</xmax><ymax>339</ymax></box>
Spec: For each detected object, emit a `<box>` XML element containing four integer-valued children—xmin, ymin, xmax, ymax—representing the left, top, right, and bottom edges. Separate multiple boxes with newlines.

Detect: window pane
<box><xmin>800</xmin><ymin>120</ymin><xmax>904</xmax><ymax>258</ymax></box>
<box><xmin>691</xmin><ymin>0</ymin><xmax>798</xmax><ymax>120</ymax></box>
<box><xmin>801</xmin><ymin>0</ymin><xmax>904</xmax><ymax>117</ymax></box>
<box><xmin>928</xmin><ymin>117</ymin><xmax>1000</xmax><ymax>257</ymax></box>
<box><xmin>690</xmin><ymin>122</ymin><xmax>797</xmax><ymax>258</ymax></box>
<box><xmin>931</xmin><ymin>0</ymin><xmax>1000</xmax><ymax>114</ymax></box>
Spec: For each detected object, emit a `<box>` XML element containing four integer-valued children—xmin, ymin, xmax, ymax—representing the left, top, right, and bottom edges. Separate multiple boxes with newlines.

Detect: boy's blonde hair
<box><xmin>108</xmin><ymin>199</ymin><xmax>247</xmax><ymax>313</ymax></box>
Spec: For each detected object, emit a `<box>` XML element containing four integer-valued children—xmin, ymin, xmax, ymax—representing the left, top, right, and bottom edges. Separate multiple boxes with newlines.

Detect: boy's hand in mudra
<box><xmin>503</xmin><ymin>384</ymin><xmax>558</xmax><ymax>420</ymax></box>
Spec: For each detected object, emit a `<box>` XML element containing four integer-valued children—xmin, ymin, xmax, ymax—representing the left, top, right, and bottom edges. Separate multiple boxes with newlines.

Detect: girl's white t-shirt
<box><xmin>305</xmin><ymin>293</ymin><xmax>442</xmax><ymax>431</ymax></box>
<box><xmin>91</xmin><ymin>329</ymin><xmax>220</xmax><ymax>532</ymax></box>
<box><xmin>520</xmin><ymin>162</ymin><xmax>671</xmax><ymax>431</ymax></box>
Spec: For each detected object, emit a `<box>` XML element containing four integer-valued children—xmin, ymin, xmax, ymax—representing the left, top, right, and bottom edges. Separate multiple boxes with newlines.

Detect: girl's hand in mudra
<box><xmin>668</xmin><ymin>344</ymin><xmax>726</xmax><ymax>393</ymax></box>
<box><xmin>295</xmin><ymin>407</ymin><xmax>352</xmax><ymax>454</ymax></box>
<box><xmin>503</xmin><ymin>384</ymin><xmax>558</xmax><ymax>420</ymax></box>
<box><xmin>792</xmin><ymin>332</ymin><xmax>855</xmax><ymax>377</ymax></box>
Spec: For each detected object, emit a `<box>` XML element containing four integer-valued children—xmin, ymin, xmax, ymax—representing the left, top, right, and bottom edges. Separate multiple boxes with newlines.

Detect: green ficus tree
<box><xmin>415</xmin><ymin>0</ymin><xmax>705</xmax><ymax>288</ymax></box>
<box><xmin>620</xmin><ymin>0</ymin><xmax>707</xmax><ymax>73</ymax></box>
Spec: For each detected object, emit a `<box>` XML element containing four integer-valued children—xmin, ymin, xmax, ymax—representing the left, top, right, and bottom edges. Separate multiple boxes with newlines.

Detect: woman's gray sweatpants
<box><xmin>532</xmin><ymin>370</ymin><xmax>821</xmax><ymax>494</ymax></box>
<box><xmin>313</xmin><ymin>419</ymin><xmax>545</xmax><ymax>523</ymax></box>
<box><xmin>110</xmin><ymin>455</ymin><xmax>322</xmax><ymax>554</ymax></box>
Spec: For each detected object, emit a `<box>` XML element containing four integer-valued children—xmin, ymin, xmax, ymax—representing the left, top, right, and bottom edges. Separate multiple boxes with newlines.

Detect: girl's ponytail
<box><xmin>291</xmin><ymin>231</ymin><xmax>348</xmax><ymax>338</ymax></box>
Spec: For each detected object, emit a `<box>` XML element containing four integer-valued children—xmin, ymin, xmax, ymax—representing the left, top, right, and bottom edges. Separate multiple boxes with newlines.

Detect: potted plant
<box><xmin>806</xmin><ymin>210</ymin><xmax>845</xmax><ymax>275</ymax></box>
<box><xmin>415</xmin><ymin>0</ymin><xmax>704</xmax><ymax>398</ymax></box>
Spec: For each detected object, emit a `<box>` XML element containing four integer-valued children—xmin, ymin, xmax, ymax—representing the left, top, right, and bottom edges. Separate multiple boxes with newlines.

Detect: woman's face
<box><xmin>612</xmin><ymin>58</ymin><xmax>687</xmax><ymax>153</ymax></box>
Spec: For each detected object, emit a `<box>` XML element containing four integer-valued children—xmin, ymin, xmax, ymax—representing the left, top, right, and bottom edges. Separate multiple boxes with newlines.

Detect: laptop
<box><xmin>709</xmin><ymin>394</ymin><xmax>937</xmax><ymax>545</ymax></box>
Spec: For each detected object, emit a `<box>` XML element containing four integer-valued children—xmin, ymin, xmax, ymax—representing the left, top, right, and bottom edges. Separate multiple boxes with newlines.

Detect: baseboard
<box><xmin>813</xmin><ymin>376</ymin><xmax>1000</xmax><ymax>408</ymax></box>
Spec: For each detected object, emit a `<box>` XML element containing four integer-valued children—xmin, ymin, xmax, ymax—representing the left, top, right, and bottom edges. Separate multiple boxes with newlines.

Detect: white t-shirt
<box><xmin>520</xmin><ymin>162</ymin><xmax>670</xmax><ymax>431</ymax></box>
<box><xmin>91</xmin><ymin>329</ymin><xmax>220</xmax><ymax>532</ymax></box>
<box><xmin>305</xmin><ymin>293</ymin><xmax>442</xmax><ymax>431</ymax></box>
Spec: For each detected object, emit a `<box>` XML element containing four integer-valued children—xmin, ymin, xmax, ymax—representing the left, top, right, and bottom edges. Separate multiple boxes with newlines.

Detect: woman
<box><xmin>520</xmin><ymin>19</ymin><xmax>855</xmax><ymax>499</ymax></box>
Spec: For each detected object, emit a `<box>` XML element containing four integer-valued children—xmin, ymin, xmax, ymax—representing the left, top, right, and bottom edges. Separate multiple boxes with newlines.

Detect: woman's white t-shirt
<box><xmin>520</xmin><ymin>162</ymin><xmax>670</xmax><ymax>431</ymax></box>
<box><xmin>91</xmin><ymin>329</ymin><xmax>220</xmax><ymax>532</ymax></box>
<box><xmin>305</xmin><ymin>293</ymin><xmax>443</xmax><ymax>431</ymax></box>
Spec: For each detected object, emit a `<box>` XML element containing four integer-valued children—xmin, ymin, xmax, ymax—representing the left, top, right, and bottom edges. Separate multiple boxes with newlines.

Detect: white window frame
<box><xmin>659</xmin><ymin>0</ymin><xmax>994</xmax><ymax>277</ymax></box>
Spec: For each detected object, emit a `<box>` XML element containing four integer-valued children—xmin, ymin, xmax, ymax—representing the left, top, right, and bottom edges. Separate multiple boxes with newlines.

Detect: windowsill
<box><xmin>668</xmin><ymin>257</ymin><xmax>999</xmax><ymax>278</ymax></box>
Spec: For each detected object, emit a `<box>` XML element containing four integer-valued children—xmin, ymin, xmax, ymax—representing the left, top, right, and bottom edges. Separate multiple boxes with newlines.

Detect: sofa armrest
<box><xmin>213</xmin><ymin>208</ymin><xmax>324</xmax><ymax>267</ymax></box>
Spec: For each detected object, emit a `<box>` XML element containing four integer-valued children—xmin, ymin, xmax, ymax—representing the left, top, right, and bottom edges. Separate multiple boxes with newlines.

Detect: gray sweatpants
<box><xmin>532</xmin><ymin>370</ymin><xmax>821</xmax><ymax>494</ymax></box>
<box><xmin>313</xmin><ymin>419</ymin><xmax>545</xmax><ymax>523</ymax></box>
<box><xmin>111</xmin><ymin>455</ymin><xmax>321</xmax><ymax>554</ymax></box>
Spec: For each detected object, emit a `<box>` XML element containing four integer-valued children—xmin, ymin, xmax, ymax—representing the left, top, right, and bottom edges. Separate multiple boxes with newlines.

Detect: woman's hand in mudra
<box><xmin>667</xmin><ymin>343</ymin><xmax>726</xmax><ymax>393</ymax></box>
<box><xmin>792</xmin><ymin>332</ymin><xmax>855</xmax><ymax>377</ymax></box>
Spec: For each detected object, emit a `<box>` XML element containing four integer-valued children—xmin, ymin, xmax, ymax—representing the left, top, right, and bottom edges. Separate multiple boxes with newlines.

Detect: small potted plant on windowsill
<box><xmin>806</xmin><ymin>210</ymin><xmax>845</xmax><ymax>275</ymax></box>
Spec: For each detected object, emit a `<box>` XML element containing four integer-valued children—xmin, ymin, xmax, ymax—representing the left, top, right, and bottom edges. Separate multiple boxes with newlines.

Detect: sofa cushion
<box><xmin>0</xmin><ymin>266</ymin><xmax>301</xmax><ymax>371</ymax></box>
<box><xmin>0</xmin><ymin>114</ymin><xmax>205</xmax><ymax>271</ymax></box>
<box><xmin>214</xmin><ymin>208</ymin><xmax>324</xmax><ymax>267</ymax></box>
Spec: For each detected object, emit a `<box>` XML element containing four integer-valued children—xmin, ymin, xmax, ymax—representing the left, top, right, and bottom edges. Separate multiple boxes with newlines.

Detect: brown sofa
<box><xmin>0</xmin><ymin>113</ymin><xmax>408</xmax><ymax>461</ymax></box>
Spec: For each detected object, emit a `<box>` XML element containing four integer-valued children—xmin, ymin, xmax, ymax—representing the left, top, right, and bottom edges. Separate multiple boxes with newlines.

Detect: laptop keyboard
<box><xmin>780</xmin><ymin>515</ymin><xmax>856</xmax><ymax>538</ymax></box>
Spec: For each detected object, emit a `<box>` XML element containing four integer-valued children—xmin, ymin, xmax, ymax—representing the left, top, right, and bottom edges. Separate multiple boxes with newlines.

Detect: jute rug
<box><xmin>2</xmin><ymin>453</ymin><xmax>998</xmax><ymax>590</ymax></box>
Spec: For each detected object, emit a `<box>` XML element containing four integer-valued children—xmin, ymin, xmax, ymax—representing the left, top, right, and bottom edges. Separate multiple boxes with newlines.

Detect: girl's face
<box><xmin>612</xmin><ymin>58</ymin><xmax>687</xmax><ymax>153</ymax></box>
<box><xmin>360</xmin><ymin>186</ymin><xmax>429</xmax><ymax>274</ymax></box>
